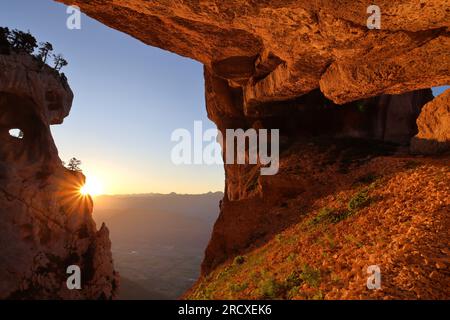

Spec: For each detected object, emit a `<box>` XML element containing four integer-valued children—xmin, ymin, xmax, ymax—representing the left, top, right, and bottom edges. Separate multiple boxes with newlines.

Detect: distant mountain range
<box><xmin>93</xmin><ymin>192</ymin><xmax>223</xmax><ymax>300</ymax></box>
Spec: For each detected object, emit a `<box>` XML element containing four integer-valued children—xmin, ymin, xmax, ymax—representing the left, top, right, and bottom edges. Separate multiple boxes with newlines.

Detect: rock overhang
<box><xmin>56</xmin><ymin>0</ymin><xmax>449</xmax><ymax>107</ymax></box>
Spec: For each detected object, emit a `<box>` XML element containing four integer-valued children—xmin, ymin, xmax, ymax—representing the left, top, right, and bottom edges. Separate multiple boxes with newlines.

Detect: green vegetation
<box><xmin>229</xmin><ymin>282</ymin><xmax>248</xmax><ymax>293</ymax></box>
<box><xmin>66</xmin><ymin>158</ymin><xmax>82</xmax><ymax>172</ymax></box>
<box><xmin>348</xmin><ymin>189</ymin><xmax>370</xmax><ymax>211</ymax></box>
<box><xmin>233</xmin><ymin>255</ymin><xmax>245</xmax><ymax>266</ymax></box>
<box><xmin>309</xmin><ymin>207</ymin><xmax>334</xmax><ymax>225</ymax></box>
<box><xmin>0</xmin><ymin>26</ymin><xmax>68</xmax><ymax>72</ymax></box>
<box><xmin>309</xmin><ymin>207</ymin><xmax>348</xmax><ymax>225</ymax></box>
<box><xmin>299</xmin><ymin>264</ymin><xmax>321</xmax><ymax>288</ymax></box>
<box><xmin>345</xmin><ymin>234</ymin><xmax>364</xmax><ymax>248</ymax></box>
<box><xmin>308</xmin><ymin>186</ymin><xmax>373</xmax><ymax>227</ymax></box>
<box><xmin>257</xmin><ymin>264</ymin><xmax>322</xmax><ymax>299</ymax></box>
<box><xmin>259</xmin><ymin>277</ymin><xmax>285</xmax><ymax>299</ymax></box>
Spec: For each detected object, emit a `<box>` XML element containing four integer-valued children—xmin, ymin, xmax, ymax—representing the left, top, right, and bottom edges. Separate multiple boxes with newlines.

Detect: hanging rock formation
<box><xmin>56</xmin><ymin>0</ymin><xmax>449</xmax><ymax>275</ymax></box>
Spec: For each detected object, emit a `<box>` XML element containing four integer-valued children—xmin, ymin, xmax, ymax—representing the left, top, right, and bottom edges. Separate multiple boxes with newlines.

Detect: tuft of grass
<box><xmin>229</xmin><ymin>282</ymin><xmax>248</xmax><ymax>293</ymax></box>
<box><xmin>348</xmin><ymin>189</ymin><xmax>370</xmax><ymax>212</ymax></box>
<box><xmin>309</xmin><ymin>207</ymin><xmax>334</xmax><ymax>225</ymax></box>
<box><xmin>285</xmin><ymin>271</ymin><xmax>303</xmax><ymax>288</ymax></box>
<box><xmin>312</xmin><ymin>290</ymin><xmax>324</xmax><ymax>300</ymax></box>
<box><xmin>233</xmin><ymin>255</ymin><xmax>245</xmax><ymax>266</ymax></box>
<box><xmin>299</xmin><ymin>264</ymin><xmax>321</xmax><ymax>288</ymax></box>
<box><xmin>323</xmin><ymin>233</ymin><xmax>336</xmax><ymax>249</ymax></box>
<box><xmin>259</xmin><ymin>277</ymin><xmax>285</xmax><ymax>299</ymax></box>
<box><xmin>309</xmin><ymin>207</ymin><xmax>353</xmax><ymax>225</ymax></box>
<box><xmin>345</xmin><ymin>234</ymin><xmax>364</xmax><ymax>248</ymax></box>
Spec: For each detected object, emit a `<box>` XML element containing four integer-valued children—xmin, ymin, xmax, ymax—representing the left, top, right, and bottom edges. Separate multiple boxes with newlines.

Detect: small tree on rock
<box><xmin>67</xmin><ymin>158</ymin><xmax>82</xmax><ymax>172</ymax></box>
<box><xmin>0</xmin><ymin>27</ymin><xmax>10</xmax><ymax>46</ymax></box>
<box><xmin>0</xmin><ymin>27</ymin><xmax>10</xmax><ymax>54</ymax></box>
<box><xmin>37</xmin><ymin>41</ymin><xmax>53</xmax><ymax>64</ymax></box>
<box><xmin>53</xmin><ymin>53</ymin><xmax>68</xmax><ymax>72</ymax></box>
<box><xmin>9</xmin><ymin>29</ymin><xmax>37</xmax><ymax>54</ymax></box>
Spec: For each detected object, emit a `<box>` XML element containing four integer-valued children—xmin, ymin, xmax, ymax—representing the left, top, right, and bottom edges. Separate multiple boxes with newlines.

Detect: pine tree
<box><xmin>67</xmin><ymin>158</ymin><xmax>82</xmax><ymax>172</ymax></box>
<box><xmin>37</xmin><ymin>42</ymin><xmax>53</xmax><ymax>64</ymax></box>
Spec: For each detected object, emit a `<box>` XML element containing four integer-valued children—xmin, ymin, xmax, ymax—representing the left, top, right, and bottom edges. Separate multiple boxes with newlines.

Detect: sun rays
<box><xmin>79</xmin><ymin>175</ymin><xmax>104</xmax><ymax>197</ymax></box>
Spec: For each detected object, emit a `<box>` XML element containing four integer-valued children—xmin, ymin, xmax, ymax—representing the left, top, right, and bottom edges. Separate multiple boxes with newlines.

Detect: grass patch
<box><xmin>348</xmin><ymin>189</ymin><xmax>370</xmax><ymax>211</ymax></box>
<box><xmin>345</xmin><ymin>234</ymin><xmax>364</xmax><ymax>248</ymax></box>
<box><xmin>300</xmin><ymin>264</ymin><xmax>321</xmax><ymax>288</ymax></box>
<box><xmin>259</xmin><ymin>277</ymin><xmax>285</xmax><ymax>299</ymax></box>
<box><xmin>229</xmin><ymin>282</ymin><xmax>248</xmax><ymax>293</ymax></box>
<box><xmin>312</xmin><ymin>290</ymin><xmax>324</xmax><ymax>300</ymax></box>
<box><xmin>257</xmin><ymin>264</ymin><xmax>321</xmax><ymax>299</ymax></box>
<box><xmin>309</xmin><ymin>207</ymin><xmax>353</xmax><ymax>225</ymax></box>
<box><xmin>309</xmin><ymin>207</ymin><xmax>334</xmax><ymax>225</ymax></box>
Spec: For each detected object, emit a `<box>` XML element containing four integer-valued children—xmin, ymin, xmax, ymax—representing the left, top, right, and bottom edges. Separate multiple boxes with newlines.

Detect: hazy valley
<box><xmin>93</xmin><ymin>192</ymin><xmax>223</xmax><ymax>299</ymax></box>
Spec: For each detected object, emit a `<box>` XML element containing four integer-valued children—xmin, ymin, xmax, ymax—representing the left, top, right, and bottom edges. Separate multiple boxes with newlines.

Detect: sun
<box><xmin>80</xmin><ymin>176</ymin><xmax>104</xmax><ymax>197</ymax></box>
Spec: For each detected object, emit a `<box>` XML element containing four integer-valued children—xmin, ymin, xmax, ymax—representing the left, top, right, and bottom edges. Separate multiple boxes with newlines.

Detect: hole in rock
<box><xmin>432</xmin><ymin>85</ymin><xmax>449</xmax><ymax>97</ymax></box>
<box><xmin>8</xmin><ymin>128</ymin><xmax>24</xmax><ymax>139</ymax></box>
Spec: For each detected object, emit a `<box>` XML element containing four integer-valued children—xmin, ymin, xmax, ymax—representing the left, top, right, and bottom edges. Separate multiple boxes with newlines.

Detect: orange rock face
<box><xmin>411</xmin><ymin>89</ymin><xmax>450</xmax><ymax>154</ymax></box>
<box><xmin>0</xmin><ymin>53</ymin><xmax>118</xmax><ymax>299</ymax></box>
<box><xmin>58</xmin><ymin>0</ymin><xmax>449</xmax><ymax>105</ymax></box>
<box><xmin>55</xmin><ymin>0</ymin><xmax>449</xmax><ymax>298</ymax></box>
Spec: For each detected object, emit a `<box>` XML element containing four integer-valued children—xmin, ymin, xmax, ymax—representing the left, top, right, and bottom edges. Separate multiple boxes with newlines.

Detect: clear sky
<box><xmin>1</xmin><ymin>0</ymin><xmax>225</xmax><ymax>195</ymax></box>
<box><xmin>1</xmin><ymin>1</ymin><xmax>448</xmax><ymax>195</ymax></box>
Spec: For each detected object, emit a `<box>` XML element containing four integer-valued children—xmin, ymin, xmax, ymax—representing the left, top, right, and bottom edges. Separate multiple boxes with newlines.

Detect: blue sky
<box><xmin>1</xmin><ymin>0</ymin><xmax>225</xmax><ymax>194</ymax></box>
<box><xmin>1</xmin><ymin>1</ymin><xmax>448</xmax><ymax>194</ymax></box>
<box><xmin>432</xmin><ymin>86</ymin><xmax>449</xmax><ymax>96</ymax></box>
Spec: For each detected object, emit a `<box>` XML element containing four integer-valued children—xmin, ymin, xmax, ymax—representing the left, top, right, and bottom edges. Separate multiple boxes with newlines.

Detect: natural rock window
<box><xmin>8</xmin><ymin>128</ymin><xmax>24</xmax><ymax>139</ymax></box>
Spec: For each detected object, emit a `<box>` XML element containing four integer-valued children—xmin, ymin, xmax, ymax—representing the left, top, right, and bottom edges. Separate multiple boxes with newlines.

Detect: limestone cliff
<box><xmin>0</xmin><ymin>53</ymin><xmax>118</xmax><ymax>299</ymax></box>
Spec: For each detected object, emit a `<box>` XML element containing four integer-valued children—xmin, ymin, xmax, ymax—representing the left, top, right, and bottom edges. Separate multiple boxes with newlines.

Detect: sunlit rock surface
<box><xmin>0</xmin><ymin>53</ymin><xmax>118</xmax><ymax>299</ymax></box>
<box><xmin>58</xmin><ymin>0</ymin><xmax>449</xmax><ymax>105</ymax></box>
<box><xmin>411</xmin><ymin>89</ymin><xmax>450</xmax><ymax>154</ymax></box>
<box><xmin>55</xmin><ymin>0</ymin><xmax>449</xmax><ymax>298</ymax></box>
